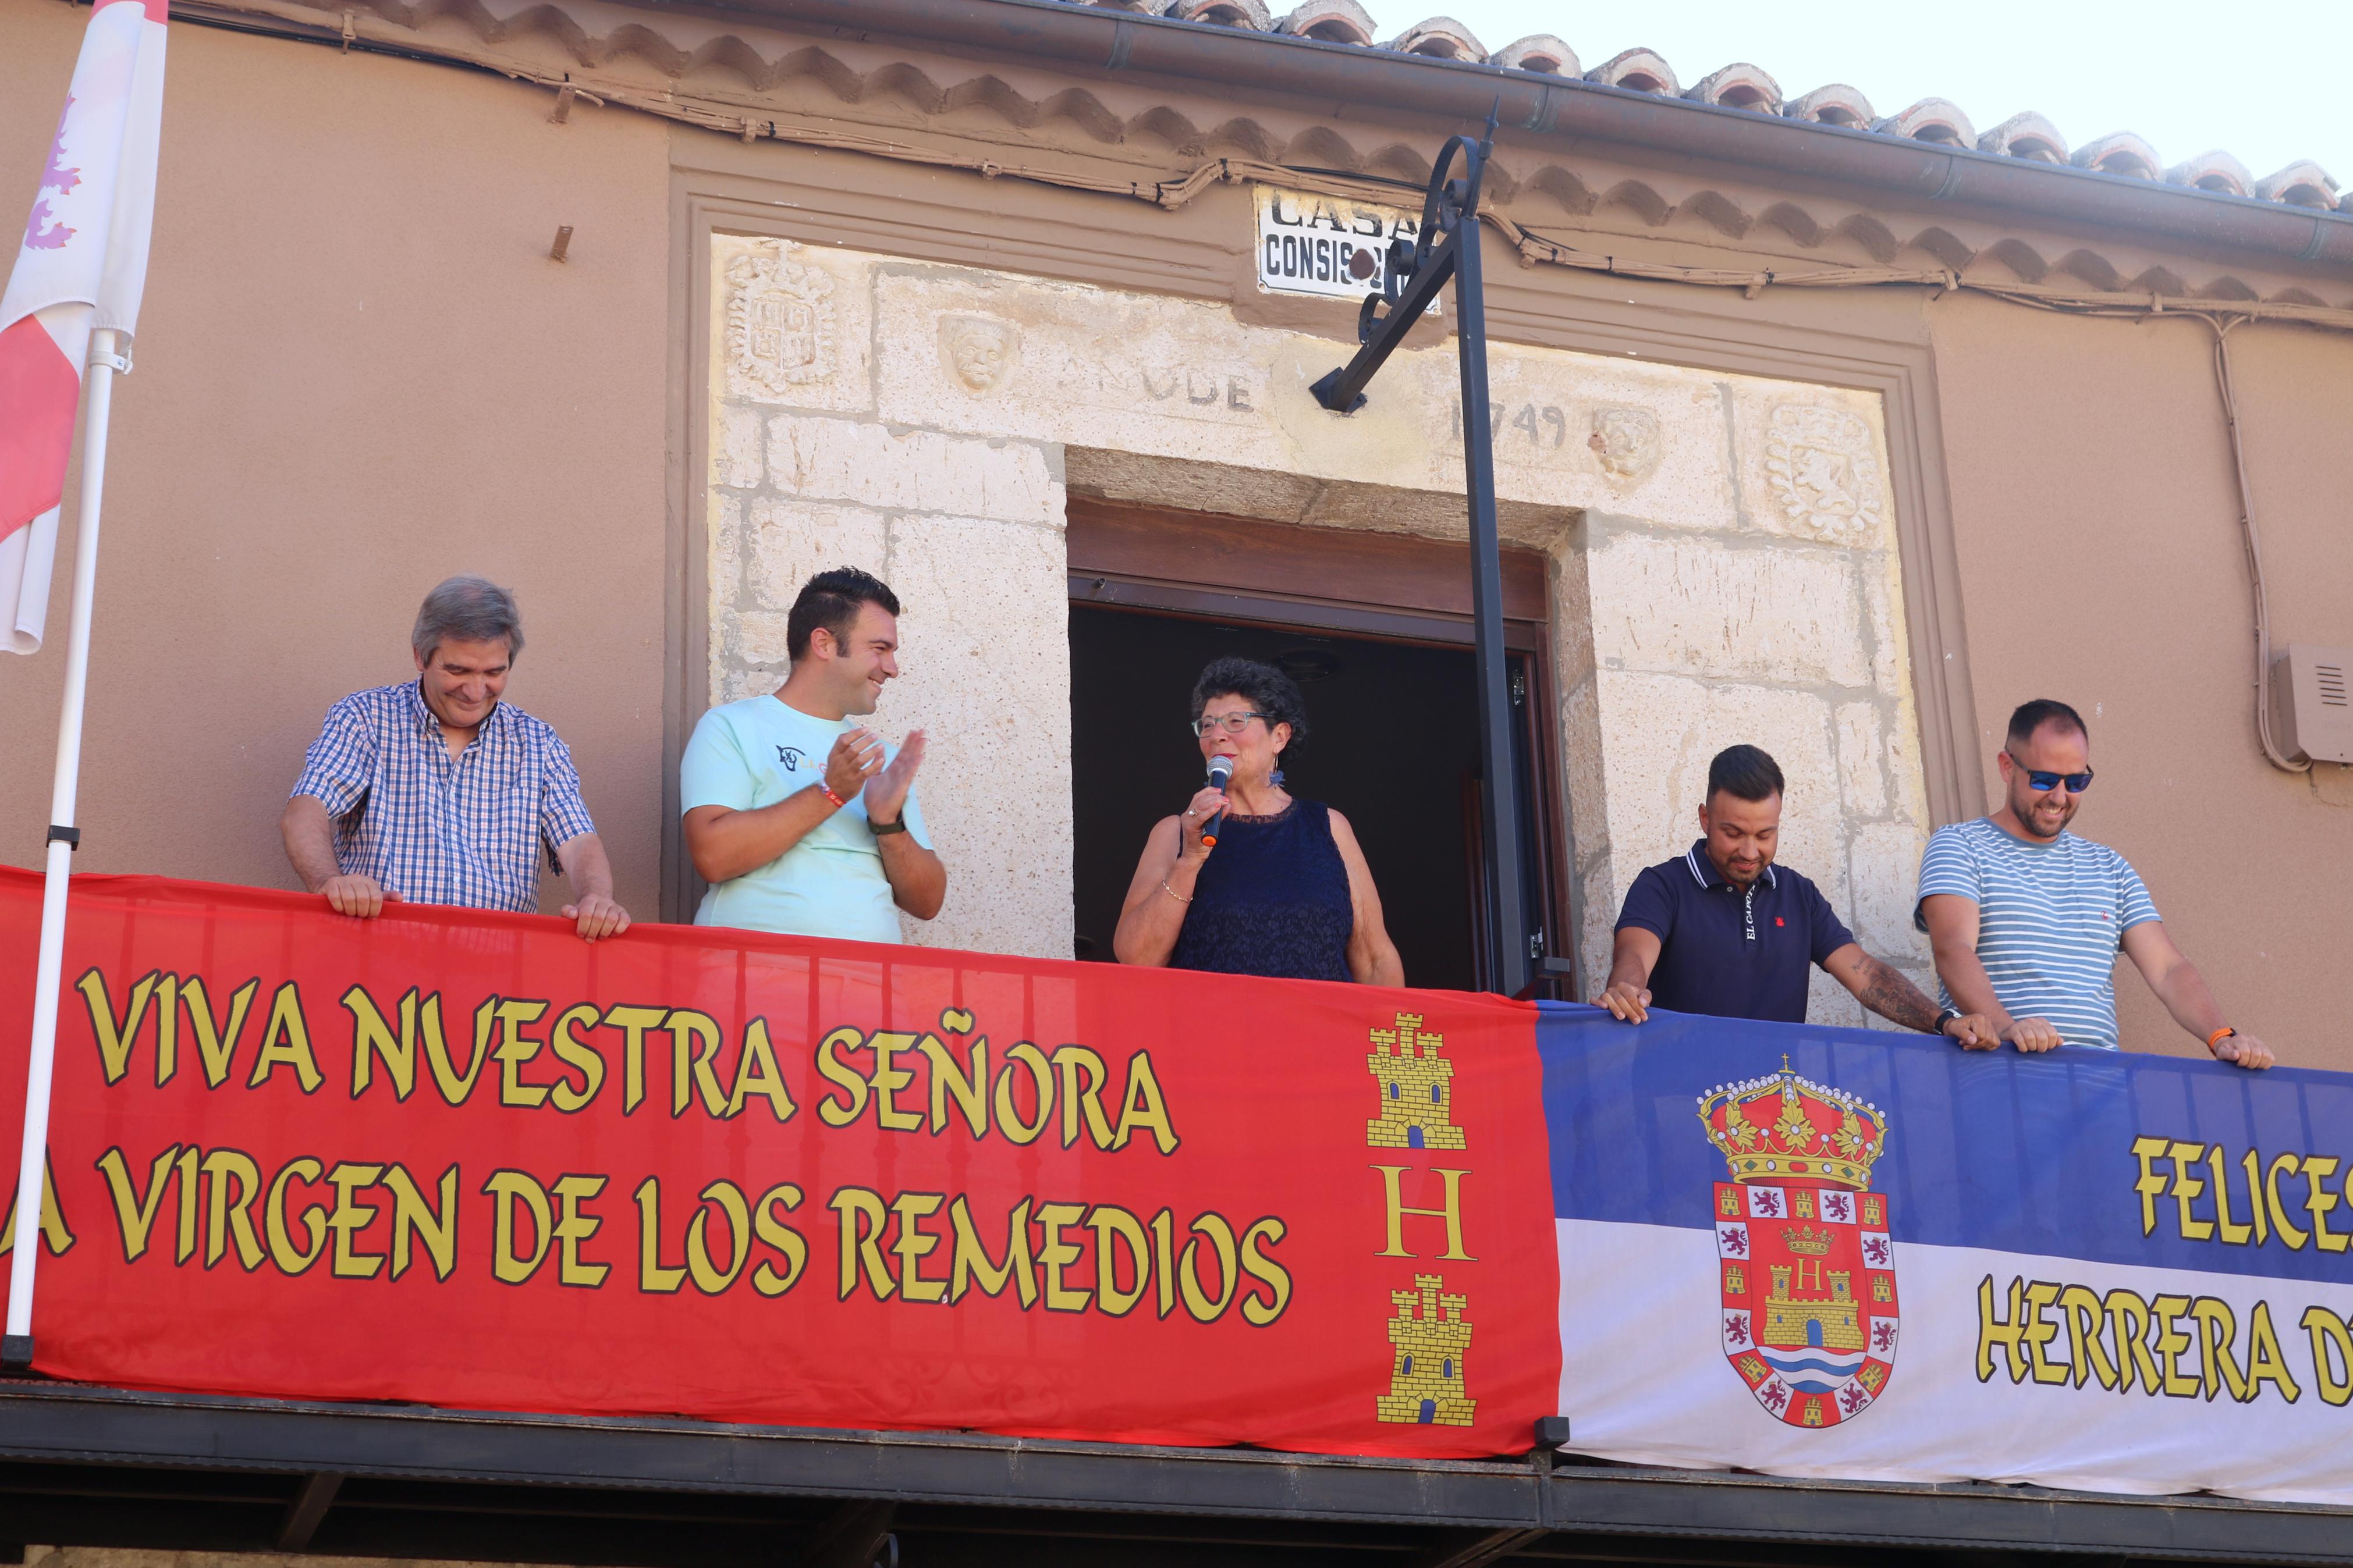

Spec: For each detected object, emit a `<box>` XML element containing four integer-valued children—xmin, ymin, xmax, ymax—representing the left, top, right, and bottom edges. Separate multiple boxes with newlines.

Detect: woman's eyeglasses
<box><xmin>2006</xmin><ymin>752</ymin><xmax>2094</xmax><ymax>794</ymax></box>
<box><xmin>1191</xmin><ymin>712</ymin><xmax>1270</xmax><ymax>737</ymax></box>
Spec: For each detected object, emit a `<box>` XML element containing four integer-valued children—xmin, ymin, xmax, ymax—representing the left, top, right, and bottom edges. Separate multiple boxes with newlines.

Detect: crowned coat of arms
<box><xmin>1698</xmin><ymin>1058</ymin><xmax>1898</xmax><ymax>1430</ymax></box>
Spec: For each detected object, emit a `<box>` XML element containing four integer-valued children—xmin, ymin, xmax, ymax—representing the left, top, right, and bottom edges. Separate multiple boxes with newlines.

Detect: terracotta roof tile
<box><xmin>1582</xmin><ymin>47</ymin><xmax>1677</xmax><ymax>95</ymax></box>
<box><xmin>1062</xmin><ymin>0</ymin><xmax>2343</xmax><ymax>212</ymax></box>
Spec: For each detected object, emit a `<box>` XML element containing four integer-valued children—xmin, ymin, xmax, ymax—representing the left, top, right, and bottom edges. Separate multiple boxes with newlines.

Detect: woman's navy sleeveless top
<box><xmin>1168</xmin><ymin>798</ymin><xmax>1353</xmax><ymax>982</ymax></box>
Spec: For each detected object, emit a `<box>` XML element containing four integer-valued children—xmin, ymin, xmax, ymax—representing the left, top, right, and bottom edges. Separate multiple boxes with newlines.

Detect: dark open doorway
<box><xmin>1070</xmin><ymin>606</ymin><xmax>1512</xmax><ymax>991</ymax></box>
<box><xmin>1064</xmin><ymin>498</ymin><xmax>1574</xmax><ymax>995</ymax></box>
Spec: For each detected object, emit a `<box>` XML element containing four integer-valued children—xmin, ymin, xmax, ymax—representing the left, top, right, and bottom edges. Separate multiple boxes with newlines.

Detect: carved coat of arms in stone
<box><xmin>939</xmin><ymin>314</ymin><xmax>1020</xmax><ymax>394</ymax></box>
<box><xmin>725</xmin><ymin>241</ymin><xmax>836</xmax><ymax>400</ymax></box>
<box><xmin>1762</xmin><ymin>404</ymin><xmax>1884</xmax><ymax>546</ymax></box>
<box><xmin>1589</xmin><ymin>407</ymin><xmax>1662</xmax><ymax>483</ymax></box>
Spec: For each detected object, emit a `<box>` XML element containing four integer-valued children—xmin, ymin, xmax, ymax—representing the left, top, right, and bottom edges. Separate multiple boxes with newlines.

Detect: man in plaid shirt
<box><xmin>280</xmin><ymin>577</ymin><xmax>631</xmax><ymax>940</ymax></box>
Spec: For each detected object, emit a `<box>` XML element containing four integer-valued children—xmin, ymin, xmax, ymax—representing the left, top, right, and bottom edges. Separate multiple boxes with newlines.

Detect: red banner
<box><xmin>0</xmin><ymin>867</ymin><xmax>1558</xmax><ymax>1457</ymax></box>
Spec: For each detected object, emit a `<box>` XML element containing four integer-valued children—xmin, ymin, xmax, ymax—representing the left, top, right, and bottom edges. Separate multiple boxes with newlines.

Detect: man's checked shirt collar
<box><xmin>1686</xmin><ymin>840</ymin><xmax>1777</xmax><ymax>892</ymax></box>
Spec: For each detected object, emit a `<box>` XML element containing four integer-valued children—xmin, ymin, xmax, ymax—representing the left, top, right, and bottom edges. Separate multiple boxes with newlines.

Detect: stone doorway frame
<box><xmin>665</xmin><ymin>138</ymin><xmax>1981</xmax><ymax>938</ymax></box>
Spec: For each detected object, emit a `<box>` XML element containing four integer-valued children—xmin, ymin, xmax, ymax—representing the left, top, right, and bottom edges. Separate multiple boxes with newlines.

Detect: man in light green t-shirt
<box><xmin>680</xmin><ymin>567</ymin><xmax>945</xmax><ymax>941</ymax></box>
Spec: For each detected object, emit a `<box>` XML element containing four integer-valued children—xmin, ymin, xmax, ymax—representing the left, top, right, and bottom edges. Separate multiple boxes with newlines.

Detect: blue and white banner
<box><xmin>1539</xmin><ymin>1004</ymin><xmax>2353</xmax><ymax>1505</ymax></box>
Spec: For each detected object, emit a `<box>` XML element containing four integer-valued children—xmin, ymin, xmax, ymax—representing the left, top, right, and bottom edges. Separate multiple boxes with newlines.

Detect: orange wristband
<box><xmin>819</xmin><ymin>784</ymin><xmax>846</xmax><ymax>809</ymax></box>
<box><xmin>2205</xmin><ymin>1026</ymin><xmax>2237</xmax><ymax>1054</ymax></box>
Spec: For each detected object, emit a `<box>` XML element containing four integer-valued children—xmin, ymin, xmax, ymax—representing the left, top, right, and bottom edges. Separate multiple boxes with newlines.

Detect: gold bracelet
<box><xmin>1160</xmin><ymin>879</ymin><xmax>1193</xmax><ymax>904</ymax></box>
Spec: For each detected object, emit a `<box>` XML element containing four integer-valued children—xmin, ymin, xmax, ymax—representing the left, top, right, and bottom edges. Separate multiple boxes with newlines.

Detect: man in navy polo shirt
<box><xmin>1592</xmin><ymin>745</ymin><xmax>1994</xmax><ymax>1041</ymax></box>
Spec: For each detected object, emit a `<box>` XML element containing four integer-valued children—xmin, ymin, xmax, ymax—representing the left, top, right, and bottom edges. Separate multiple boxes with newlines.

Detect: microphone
<box><xmin>1201</xmin><ymin>755</ymin><xmax>1234</xmax><ymax>847</ymax></box>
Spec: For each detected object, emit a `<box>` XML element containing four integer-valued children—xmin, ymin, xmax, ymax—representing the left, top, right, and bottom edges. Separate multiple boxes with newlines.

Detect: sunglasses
<box><xmin>2005</xmin><ymin>751</ymin><xmax>2094</xmax><ymax>794</ymax></box>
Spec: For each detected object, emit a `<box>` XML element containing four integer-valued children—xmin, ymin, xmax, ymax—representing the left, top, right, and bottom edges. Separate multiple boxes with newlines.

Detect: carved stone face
<box><xmin>941</xmin><ymin>315</ymin><xmax>1019</xmax><ymax>393</ymax></box>
<box><xmin>1591</xmin><ymin>407</ymin><xmax>1662</xmax><ymax>482</ymax></box>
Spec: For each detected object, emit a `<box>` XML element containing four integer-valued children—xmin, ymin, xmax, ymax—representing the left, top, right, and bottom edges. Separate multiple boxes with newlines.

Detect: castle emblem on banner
<box><xmin>1375</xmin><ymin>1274</ymin><xmax>1475</xmax><ymax>1426</ymax></box>
<box><xmin>1367</xmin><ymin>1012</ymin><xmax>1464</xmax><ymax>1151</ymax></box>
<box><xmin>1698</xmin><ymin>1057</ymin><xmax>1899</xmax><ymax>1431</ymax></box>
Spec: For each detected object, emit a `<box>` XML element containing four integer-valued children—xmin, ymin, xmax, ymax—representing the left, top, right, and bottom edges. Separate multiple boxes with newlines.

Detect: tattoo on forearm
<box><xmin>1855</xmin><ymin>955</ymin><xmax>1941</xmax><ymax>1032</ymax></box>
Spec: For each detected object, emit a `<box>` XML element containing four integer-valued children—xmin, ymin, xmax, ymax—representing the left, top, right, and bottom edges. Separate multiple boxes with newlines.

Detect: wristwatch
<box><xmin>1933</xmin><ymin>1008</ymin><xmax>1962</xmax><ymax>1039</ymax></box>
<box><xmin>870</xmin><ymin>816</ymin><xmax>909</xmax><ymax>836</ymax></box>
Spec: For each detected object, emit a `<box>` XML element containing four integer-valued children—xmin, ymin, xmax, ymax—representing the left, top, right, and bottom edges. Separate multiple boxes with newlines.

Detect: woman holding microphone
<box><xmin>1113</xmin><ymin>657</ymin><xmax>1403</xmax><ymax>984</ymax></box>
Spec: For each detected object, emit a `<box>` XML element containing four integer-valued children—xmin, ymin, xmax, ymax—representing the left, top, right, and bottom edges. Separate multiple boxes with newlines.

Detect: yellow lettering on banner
<box><xmin>751</xmin><ymin>1183</ymin><xmax>807</xmax><ymax>1297</ymax></box>
<box><xmin>1239</xmin><ymin>1217</ymin><xmax>1292</xmax><ymax>1326</ymax></box>
<box><xmin>2206</xmin><ymin>1146</ymin><xmax>2254</xmax><ymax>1245</ymax></box>
<box><xmin>1050</xmin><ymin>1046</ymin><xmax>1116</xmax><ymax>1150</ymax></box>
<box><xmin>686</xmin><ymin>1181</ymin><xmax>751</xmax><ymax>1295</ymax></box>
<box><xmin>0</xmin><ymin>1157</ymin><xmax>76</xmax><ymax>1258</ymax></box>
<box><xmin>483</xmin><ymin>1170</ymin><xmax>554</xmax><ymax>1285</ymax></box>
<box><xmin>2266</xmin><ymin>1154</ymin><xmax>2309</xmax><ymax>1249</ymax></box>
<box><xmin>1150</xmin><ymin>1208</ymin><xmax>1176</xmax><ymax>1318</ymax></box>
<box><xmin>1372</xmin><ymin>1166</ymin><xmax>1474</xmax><ymax>1260</ymax></box>
<box><xmin>491</xmin><ymin>1000</ymin><xmax>554</xmax><ymax>1109</ymax></box>
<box><xmin>2166</xmin><ymin>1142</ymin><xmax>2214</xmax><ymax>1242</ymax></box>
<box><xmin>869</xmin><ymin>1032</ymin><xmax>922</xmax><ymax>1132</ymax></box>
<box><xmin>602</xmin><ymin>1004</ymin><xmax>669</xmax><ymax>1114</ymax></box>
<box><xmin>381</xmin><ymin>1163</ymin><xmax>460</xmax><ymax>1282</ymax></box>
<box><xmin>407</xmin><ymin>995</ymin><xmax>486</xmax><ymax>1106</ymax></box>
<box><xmin>79</xmin><ymin>969</ymin><xmax>159</xmax><ymax>1085</ymax></box>
<box><xmin>1113</xmin><ymin>1051</ymin><xmax>1180</xmax><ymax>1154</ymax></box>
<box><xmin>2305</xmin><ymin>1156</ymin><xmax>2346</xmax><ymax>1253</ymax></box>
<box><xmin>917</xmin><ymin>1032</ymin><xmax>988</xmax><ymax>1137</ymax></box>
<box><xmin>2246</xmin><ymin>1302</ymin><xmax>2302</xmax><ymax>1403</ymax></box>
<box><xmin>2241</xmin><ymin>1150</ymin><xmax>2272</xmax><ymax>1246</ymax></box>
<box><xmin>2106</xmin><ymin>1289</ymin><xmax>2159</xmax><ymax>1395</ymax></box>
<box><xmin>344</xmin><ymin>986</ymin><xmax>430</xmax><ymax>1101</ymax></box>
<box><xmin>946</xmin><ymin>1194</ymin><xmax>1036</xmax><ymax>1307</ymax></box>
<box><xmin>2022</xmin><ymin>1280</ymin><xmax>2068</xmax><ymax>1385</ymax></box>
<box><xmin>815</xmin><ymin>1027</ymin><xmax>869</xmax><ymax>1126</ymax></box>
<box><xmin>994</xmin><ymin>1043</ymin><xmax>1055</xmax><ymax>1146</ymax></box>
<box><xmin>265</xmin><ymin>1157</ymin><xmax>328</xmax><ymax>1274</ymax></box>
<box><xmin>200</xmin><ymin>1150</ymin><xmax>265</xmax><ymax>1270</ymax></box>
<box><xmin>2057</xmin><ymin>1284</ymin><xmax>2118</xmax><ymax>1391</ymax></box>
<box><xmin>95</xmin><ymin>1146</ymin><xmax>179</xmax><ymax>1264</ymax></box>
<box><xmin>2150</xmin><ymin>1293</ymin><xmax>2200</xmax><ymax>1398</ymax></box>
<box><xmin>2188</xmin><ymin>1297</ymin><xmax>2252</xmax><ymax>1402</ymax></box>
<box><xmin>892</xmin><ymin>1192</ymin><xmax>947</xmax><ymax>1303</ymax></box>
<box><xmin>725</xmin><ymin>1018</ymin><xmax>795</xmax><ymax>1122</ymax></box>
<box><xmin>2302</xmin><ymin>1306</ymin><xmax>2353</xmax><ymax>1406</ymax></box>
<box><xmin>549</xmin><ymin>1174</ymin><xmax>607</xmax><ymax>1286</ymax></box>
<box><xmin>324</xmin><ymin>1161</ymin><xmax>386</xmax><ymax>1279</ymax></box>
<box><xmin>662</xmin><ymin>1011</ymin><xmax>726</xmax><ymax>1118</ymax></box>
<box><xmin>632</xmin><ymin>1177</ymin><xmax>686</xmax><ymax>1293</ymax></box>
<box><xmin>548</xmin><ymin>1005</ymin><xmax>607</xmax><ymax>1114</ymax></box>
<box><xmin>247</xmin><ymin>984</ymin><xmax>324</xmax><ymax>1093</ymax></box>
<box><xmin>1177</xmin><ymin>1213</ymin><xmax>1239</xmax><ymax>1323</ymax></box>
<box><xmin>2130</xmin><ymin>1135</ymin><xmax>2171</xmax><ymax>1236</ymax></box>
<box><xmin>172</xmin><ymin>1147</ymin><xmax>200</xmax><ymax>1264</ymax></box>
<box><xmin>1035</xmin><ymin>1201</ymin><xmax>1090</xmax><ymax>1313</ymax></box>
<box><xmin>182</xmin><ymin>975</ymin><xmax>260</xmax><ymax>1089</ymax></box>
<box><xmin>152</xmin><ymin>975</ymin><xmax>180</xmax><ymax>1086</ymax></box>
<box><xmin>1089</xmin><ymin>1204</ymin><xmax>1151</xmax><ymax>1317</ymax></box>
<box><xmin>1976</xmin><ymin>1276</ymin><xmax>2030</xmax><ymax>1384</ymax></box>
<box><xmin>832</xmin><ymin>1187</ymin><xmax>896</xmax><ymax>1301</ymax></box>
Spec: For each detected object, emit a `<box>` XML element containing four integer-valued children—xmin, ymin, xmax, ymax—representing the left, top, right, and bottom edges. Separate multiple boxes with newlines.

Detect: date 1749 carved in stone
<box><xmin>725</xmin><ymin>240</ymin><xmax>836</xmax><ymax>400</ymax></box>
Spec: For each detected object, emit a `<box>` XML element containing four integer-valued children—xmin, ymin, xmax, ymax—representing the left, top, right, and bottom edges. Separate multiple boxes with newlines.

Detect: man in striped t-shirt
<box><xmin>1915</xmin><ymin>699</ymin><xmax>2272</xmax><ymax>1067</ymax></box>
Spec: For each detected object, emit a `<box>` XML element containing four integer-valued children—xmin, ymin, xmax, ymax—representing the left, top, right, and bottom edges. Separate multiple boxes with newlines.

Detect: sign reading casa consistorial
<box><xmin>1254</xmin><ymin>185</ymin><xmax>1432</xmax><ymax>310</ymax></box>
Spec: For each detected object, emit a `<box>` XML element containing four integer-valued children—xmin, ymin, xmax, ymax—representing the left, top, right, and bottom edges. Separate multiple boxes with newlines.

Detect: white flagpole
<box><xmin>3</xmin><ymin>325</ymin><xmax>126</xmax><ymax>1366</ymax></box>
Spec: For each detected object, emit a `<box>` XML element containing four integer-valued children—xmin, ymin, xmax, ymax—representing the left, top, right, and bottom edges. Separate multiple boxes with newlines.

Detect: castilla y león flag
<box><xmin>0</xmin><ymin>0</ymin><xmax>166</xmax><ymax>655</ymax></box>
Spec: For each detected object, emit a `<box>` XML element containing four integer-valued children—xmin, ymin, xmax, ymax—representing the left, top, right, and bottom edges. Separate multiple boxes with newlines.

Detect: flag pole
<box><xmin>3</xmin><ymin>325</ymin><xmax>126</xmax><ymax>1369</ymax></box>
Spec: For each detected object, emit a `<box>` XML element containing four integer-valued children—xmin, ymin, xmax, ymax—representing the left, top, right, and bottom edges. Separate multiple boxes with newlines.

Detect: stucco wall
<box><xmin>1929</xmin><ymin>296</ymin><xmax>2353</xmax><ymax>1062</ymax></box>
<box><xmin>0</xmin><ymin>9</ymin><xmax>674</xmax><ymax>916</ymax></box>
<box><xmin>705</xmin><ymin>234</ymin><xmax>1934</xmax><ymax>1009</ymax></box>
